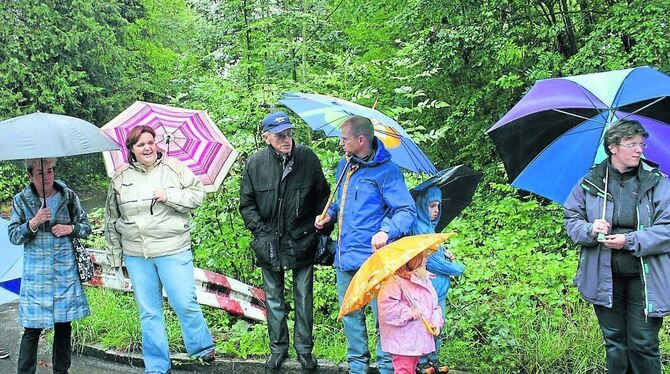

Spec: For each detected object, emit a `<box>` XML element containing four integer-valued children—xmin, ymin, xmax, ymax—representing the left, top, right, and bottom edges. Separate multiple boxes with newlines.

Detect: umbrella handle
<box><xmin>318</xmin><ymin>160</ymin><xmax>350</xmax><ymax>221</ymax></box>
<box><xmin>421</xmin><ymin>317</ymin><xmax>438</xmax><ymax>336</ymax></box>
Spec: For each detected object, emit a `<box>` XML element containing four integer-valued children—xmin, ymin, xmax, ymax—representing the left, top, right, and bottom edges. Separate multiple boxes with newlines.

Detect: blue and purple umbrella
<box><xmin>487</xmin><ymin>66</ymin><xmax>670</xmax><ymax>204</ymax></box>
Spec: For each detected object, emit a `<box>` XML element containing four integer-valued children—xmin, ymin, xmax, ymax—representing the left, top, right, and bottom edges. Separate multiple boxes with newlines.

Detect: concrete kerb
<box><xmin>81</xmin><ymin>343</ymin><xmax>351</xmax><ymax>373</ymax></box>
<box><xmin>80</xmin><ymin>343</ymin><xmax>468</xmax><ymax>373</ymax></box>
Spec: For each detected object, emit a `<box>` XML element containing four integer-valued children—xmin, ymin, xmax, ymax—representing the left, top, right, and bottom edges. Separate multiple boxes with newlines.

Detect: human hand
<box><xmin>51</xmin><ymin>224</ymin><xmax>74</xmax><ymax>238</ymax></box>
<box><xmin>591</xmin><ymin>219</ymin><xmax>610</xmax><ymax>236</ymax></box>
<box><xmin>30</xmin><ymin>207</ymin><xmax>51</xmax><ymax>229</ymax></box>
<box><xmin>315</xmin><ymin>213</ymin><xmax>331</xmax><ymax>229</ymax></box>
<box><xmin>599</xmin><ymin>234</ymin><xmax>626</xmax><ymax>250</ymax></box>
<box><xmin>153</xmin><ymin>189</ymin><xmax>167</xmax><ymax>202</ymax></box>
<box><xmin>371</xmin><ymin>231</ymin><xmax>389</xmax><ymax>251</ymax></box>
<box><xmin>410</xmin><ymin>308</ymin><xmax>422</xmax><ymax>320</ymax></box>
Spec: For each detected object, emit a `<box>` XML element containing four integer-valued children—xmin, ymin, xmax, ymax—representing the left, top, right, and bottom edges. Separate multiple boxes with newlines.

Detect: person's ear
<box><xmin>261</xmin><ymin>133</ymin><xmax>271</xmax><ymax>144</ymax></box>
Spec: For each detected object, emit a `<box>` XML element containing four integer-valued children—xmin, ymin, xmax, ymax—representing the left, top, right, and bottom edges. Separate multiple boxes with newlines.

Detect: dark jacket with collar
<box><xmin>240</xmin><ymin>143</ymin><xmax>330</xmax><ymax>271</ymax></box>
<box><xmin>564</xmin><ymin>158</ymin><xmax>670</xmax><ymax>317</ymax></box>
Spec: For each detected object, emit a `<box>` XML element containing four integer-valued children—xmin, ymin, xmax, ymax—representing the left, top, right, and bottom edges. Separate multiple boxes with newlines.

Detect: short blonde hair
<box><xmin>24</xmin><ymin>158</ymin><xmax>57</xmax><ymax>174</ymax></box>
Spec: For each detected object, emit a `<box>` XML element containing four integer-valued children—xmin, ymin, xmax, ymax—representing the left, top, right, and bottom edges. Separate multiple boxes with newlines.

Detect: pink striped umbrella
<box><xmin>101</xmin><ymin>101</ymin><xmax>238</xmax><ymax>192</ymax></box>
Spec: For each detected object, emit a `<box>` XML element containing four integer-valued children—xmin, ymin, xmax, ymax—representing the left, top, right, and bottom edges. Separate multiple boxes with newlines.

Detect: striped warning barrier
<box><xmin>85</xmin><ymin>249</ymin><xmax>267</xmax><ymax>322</ymax></box>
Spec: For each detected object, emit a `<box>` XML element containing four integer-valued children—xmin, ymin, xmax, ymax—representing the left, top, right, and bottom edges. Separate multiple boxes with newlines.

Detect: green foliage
<box><xmin>5</xmin><ymin>0</ymin><xmax>670</xmax><ymax>372</ymax></box>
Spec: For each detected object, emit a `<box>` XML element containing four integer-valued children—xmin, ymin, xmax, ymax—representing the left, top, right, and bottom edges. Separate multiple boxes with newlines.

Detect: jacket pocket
<box><xmin>288</xmin><ymin>222</ymin><xmax>318</xmax><ymax>260</ymax></box>
<box><xmin>251</xmin><ymin>231</ymin><xmax>276</xmax><ymax>267</ymax></box>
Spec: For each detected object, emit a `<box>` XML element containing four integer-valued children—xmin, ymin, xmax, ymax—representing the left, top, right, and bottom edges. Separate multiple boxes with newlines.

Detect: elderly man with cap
<box><xmin>240</xmin><ymin>111</ymin><xmax>330</xmax><ymax>372</ymax></box>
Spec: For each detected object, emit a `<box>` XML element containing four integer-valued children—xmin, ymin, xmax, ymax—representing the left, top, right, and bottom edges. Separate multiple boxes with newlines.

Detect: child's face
<box><xmin>428</xmin><ymin>201</ymin><xmax>440</xmax><ymax>221</ymax></box>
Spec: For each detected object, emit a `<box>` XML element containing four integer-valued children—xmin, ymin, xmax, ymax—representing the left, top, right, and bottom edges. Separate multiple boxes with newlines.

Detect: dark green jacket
<box><xmin>240</xmin><ymin>143</ymin><xmax>330</xmax><ymax>271</ymax></box>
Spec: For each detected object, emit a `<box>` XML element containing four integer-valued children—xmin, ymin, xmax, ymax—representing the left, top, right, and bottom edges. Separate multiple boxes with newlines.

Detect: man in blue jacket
<box><xmin>316</xmin><ymin>115</ymin><xmax>416</xmax><ymax>374</ymax></box>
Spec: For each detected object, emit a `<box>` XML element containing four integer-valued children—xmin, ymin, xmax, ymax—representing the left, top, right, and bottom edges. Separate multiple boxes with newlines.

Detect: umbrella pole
<box><xmin>597</xmin><ymin>167</ymin><xmax>609</xmax><ymax>241</ymax></box>
<box><xmin>318</xmin><ymin>159</ymin><xmax>350</xmax><ymax>221</ymax></box>
<box><xmin>40</xmin><ymin>158</ymin><xmax>46</xmax><ymax>208</ymax></box>
<box><xmin>393</xmin><ymin>275</ymin><xmax>438</xmax><ymax>336</ymax></box>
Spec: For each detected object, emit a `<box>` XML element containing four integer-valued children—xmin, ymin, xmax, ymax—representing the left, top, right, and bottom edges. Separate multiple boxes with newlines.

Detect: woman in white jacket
<box><xmin>105</xmin><ymin>125</ymin><xmax>215</xmax><ymax>374</ymax></box>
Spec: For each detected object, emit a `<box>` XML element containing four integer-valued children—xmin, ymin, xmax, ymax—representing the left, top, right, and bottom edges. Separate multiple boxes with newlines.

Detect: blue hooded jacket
<box><xmin>327</xmin><ymin>138</ymin><xmax>416</xmax><ymax>271</ymax></box>
<box><xmin>412</xmin><ymin>186</ymin><xmax>465</xmax><ymax>301</ymax></box>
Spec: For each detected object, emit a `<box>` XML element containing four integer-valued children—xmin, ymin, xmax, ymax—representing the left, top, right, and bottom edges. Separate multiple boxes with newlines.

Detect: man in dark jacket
<box><xmin>240</xmin><ymin>111</ymin><xmax>330</xmax><ymax>372</ymax></box>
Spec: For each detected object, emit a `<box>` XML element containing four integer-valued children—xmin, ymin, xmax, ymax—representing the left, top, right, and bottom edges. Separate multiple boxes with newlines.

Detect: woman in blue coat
<box><xmin>8</xmin><ymin>158</ymin><xmax>90</xmax><ymax>374</ymax></box>
<box><xmin>413</xmin><ymin>187</ymin><xmax>465</xmax><ymax>374</ymax></box>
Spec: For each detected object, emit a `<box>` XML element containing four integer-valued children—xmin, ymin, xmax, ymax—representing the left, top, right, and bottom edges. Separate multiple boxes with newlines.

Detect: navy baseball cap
<box><xmin>262</xmin><ymin>111</ymin><xmax>294</xmax><ymax>134</ymax></box>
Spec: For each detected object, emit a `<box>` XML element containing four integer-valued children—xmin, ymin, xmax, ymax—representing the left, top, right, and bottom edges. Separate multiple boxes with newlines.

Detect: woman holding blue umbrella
<box><xmin>564</xmin><ymin>120</ymin><xmax>670</xmax><ymax>373</ymax></box>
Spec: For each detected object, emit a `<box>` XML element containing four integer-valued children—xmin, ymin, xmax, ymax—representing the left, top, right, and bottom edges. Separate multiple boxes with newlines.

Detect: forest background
<box><xmin>1</xmin><ymin>0</ymin><xmax>669</xmax><ymax>372</ymax></box>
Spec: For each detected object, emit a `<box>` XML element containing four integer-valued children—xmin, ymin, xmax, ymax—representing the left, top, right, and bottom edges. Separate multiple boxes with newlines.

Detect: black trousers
<box><xmin>17</xmin><ymin>322</ymin><xmax>72</xmax><ymax>374</ymax></box>
<box><xmin>261</xmin><ymin>264</ymin><xmax>314</xmax><ymax>354</ymax></box>
<box><xmin>594</xmin><ymin>275</ymin><xmax>663</xmax><ymax>374</ymax></box>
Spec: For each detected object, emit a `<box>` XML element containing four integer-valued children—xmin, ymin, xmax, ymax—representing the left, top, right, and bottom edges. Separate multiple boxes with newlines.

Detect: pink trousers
<box><xmin>391</xmin><ymin>354</ymin><xmax>421</xmax><ymax>374</ymax></box>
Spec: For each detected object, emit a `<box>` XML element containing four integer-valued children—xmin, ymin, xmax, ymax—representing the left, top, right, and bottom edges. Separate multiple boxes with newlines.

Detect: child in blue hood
<box><xmin>413</xmin><ymin>187</ymin><xmax>465</xmax><ymax>374</ymax></box>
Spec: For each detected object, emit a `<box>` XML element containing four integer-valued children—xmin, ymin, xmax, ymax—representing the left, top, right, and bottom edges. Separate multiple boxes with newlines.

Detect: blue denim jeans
<box><xmin>419</xmin><ymin>297</ymin><xmax>446</xmax><ymax>365</ymax></box>
<box><xmin>125</xmin><ymin>250</ymin><xmax>215</xmax><ymax>374</ymax></box>
<box><xmin>336</xmin><ymin>268</ymin><xmax>393</xmax><ymax>374</ymax></box>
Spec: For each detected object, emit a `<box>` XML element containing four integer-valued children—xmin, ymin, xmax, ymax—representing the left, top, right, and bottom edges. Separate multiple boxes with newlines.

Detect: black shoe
<box><xmin>265</xmin><ymin>352</ymin><xmax>288</xmax><ymax>369</ymax></box>
<box><xmin>199</xmin><ymin>350</ymin><xmax>216</xmax><ymax>363</ymax></box>
<box><xmin>429</xmin><ymin>359</ymin><xmax>449</xmax><ymax>373</ymax></box>
<box><xmin>297</xmin><ymin>353</ymin><xmax>318</xmax><ymax>371</ymax></box>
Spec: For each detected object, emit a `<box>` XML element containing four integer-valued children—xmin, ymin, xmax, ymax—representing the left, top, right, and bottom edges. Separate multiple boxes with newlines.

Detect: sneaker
<box><xmin>430</xmin><ymin>359</ymin><xmax>449</xmax><ymax>373</ymax></box>
<box><xmin>416</xmin><ymin>362</ymin><xmax>435</xmax><ymax>374</ymax></box>
<box><xmin>199</xmin><ymin>350</ymin><xmax>216</xmax><ymax>363</ymax></box>
<box><xmin>265</xmin><ymin>352</ymin><xmax>288</xmax><ymax>369</ymax></box>
<box><xmin>297</xmin><ymin>353</ymin><xmax>318</xmax><ymax>371</ymax></box>
<box><xmin>0</xmin><ymin>348</ymin><xmax>9</xmax><ymax>359</ymax></box>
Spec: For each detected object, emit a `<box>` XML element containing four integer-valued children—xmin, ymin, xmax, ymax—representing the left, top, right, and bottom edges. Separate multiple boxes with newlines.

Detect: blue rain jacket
<box><xmin>327</xmin><ymin>138</ymin><xmax>416</xmax><ymax>271</ymax></box>
<box><xmin>412</xmin><ymin>187</ymin><xmax>464</xmax><ymax>301</ymax></box>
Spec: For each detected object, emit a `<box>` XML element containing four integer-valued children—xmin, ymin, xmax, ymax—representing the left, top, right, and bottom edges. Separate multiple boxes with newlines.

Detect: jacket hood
<box><xmin>414</xmin><ymin>187</ymin><xmax>441</xmax><ymax>235</ymax></box>
<box><xmin>350</xmin><ymin>137</ymin><xmax>392</xmax><ymax>168</ymax></box>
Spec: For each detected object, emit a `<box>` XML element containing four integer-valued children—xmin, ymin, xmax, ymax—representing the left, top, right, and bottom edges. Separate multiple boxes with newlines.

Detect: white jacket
<box><xmin>105</xmin><ymin>156</ymin><xmax>205</xmax><ymax>266</ymax></box>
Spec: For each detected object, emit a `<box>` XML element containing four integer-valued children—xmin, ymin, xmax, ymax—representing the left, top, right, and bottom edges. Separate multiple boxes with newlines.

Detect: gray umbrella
<box><xmin>0</xmin><ymin>112</ymin><xmax>119</xmax><ymax>206</ymax></box>
<box><xmin>0</xmin><ymin>112</ymin><xmax>118</xmax><ymax>161</ymax></box>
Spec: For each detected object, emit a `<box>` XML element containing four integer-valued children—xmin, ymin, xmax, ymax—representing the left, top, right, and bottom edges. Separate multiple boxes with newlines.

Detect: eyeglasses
<box><xmin>618</xmin><ymin>142</ymin><xmax>648</xmax><ymax>150</ymax></box>
<box><xmin>273</xmin><ymin>129</ymin><xmax>293</xmax><ymax>141</ymax></box>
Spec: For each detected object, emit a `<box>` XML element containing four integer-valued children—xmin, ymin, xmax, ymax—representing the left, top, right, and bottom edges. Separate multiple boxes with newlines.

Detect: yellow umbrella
<box><xmin>337</xmin><ymin>233</ymin><xmax>455</xmax><ymax>327</ymax></box>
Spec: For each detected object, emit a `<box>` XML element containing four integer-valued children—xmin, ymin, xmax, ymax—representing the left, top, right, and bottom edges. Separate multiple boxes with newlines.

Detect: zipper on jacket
<box><xmin>337</xmin><ymin>163</ymin><xmax>358</xmax><ymax>267</ymax></box>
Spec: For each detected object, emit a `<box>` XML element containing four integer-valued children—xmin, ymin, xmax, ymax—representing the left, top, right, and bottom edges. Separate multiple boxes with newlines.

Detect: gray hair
<box><xmin>603</xmin><ymin>120</ymin><xmax>649</xmax><ymax>156</ymax></box>
<box><xmin>24</xmin><ymin>158</ymin><xmax>57</xmax><ymax>174</ymax></box>
<box><xmin>341</xmin><ymin>115</ymin><xmax>374</xmax><ymax>142</ymax></box>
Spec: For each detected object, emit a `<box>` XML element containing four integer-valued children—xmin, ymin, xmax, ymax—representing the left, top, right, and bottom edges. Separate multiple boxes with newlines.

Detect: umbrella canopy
<box><xmin>338</xmin><ymin>233</ymin><xmax>454</xmax><ymax>319</ymax></box>
<box><xmin>0</xmin><ymin>112</ymin><xmax>118</xmax><ymax>161</ymax></box>
<box><xmin>0</xmin><ymin>217</ymin><xmax>23</xmax><ymax>305</ymax></box>
<box><xmin>487</xmin><ymin>66</ymin><xmax>670</xmax><ymax>204</ymax></box>
<box><xmin>411</xmin><ymin>165</ymin><xmax>482</xmax><ymax>233</ymax></box>
<box><xmin>280</xmin><ymin>92</ymin><xmax>438</xmax><ymax>174</ymax></box>
<box><xmin>101</xmin><ymin>101</ymin><xmax>239</xmax><ymax>193</ymax></box>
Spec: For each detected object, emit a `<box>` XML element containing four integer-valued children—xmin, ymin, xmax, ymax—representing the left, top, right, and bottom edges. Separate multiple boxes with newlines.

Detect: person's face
<box><xmin>428</xmin><ymin>201</ymin><xmax>440</xmax><ymax>221</ymax></box>
<box><xmin>264</xmin><ymin>129</ymin><xmax>293</xmax><ymax>156</ymax></box>
<box><xmin>131</xmin><ymin>132</ymin><xmax>158</xmax><ymax>165</ymax></box>
<box><xmin>609</xmin><ymin>134</ymin><xmax>646</xmax><ymax>171</ymax></box>
<box><xmin>339</xmin><ymin>125</ymin><xmax>364</xmax><ymax>157</ymax></box>
<box><xmin>28</xmin><ymin>161</ymin><xmax>55</xmax><ymax>197</ymax></box>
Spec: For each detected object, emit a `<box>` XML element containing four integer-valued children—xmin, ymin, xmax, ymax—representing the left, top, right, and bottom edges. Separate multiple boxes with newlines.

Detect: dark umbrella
<box><xmin>410</xmin><ymin>165</ymin><xmax>482</xmax><ymax>233</ymax></box>
<box><xmin>486</xmin><ymin>66</ymin><xmax>670</xmax><ymax>204</ymax></box>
